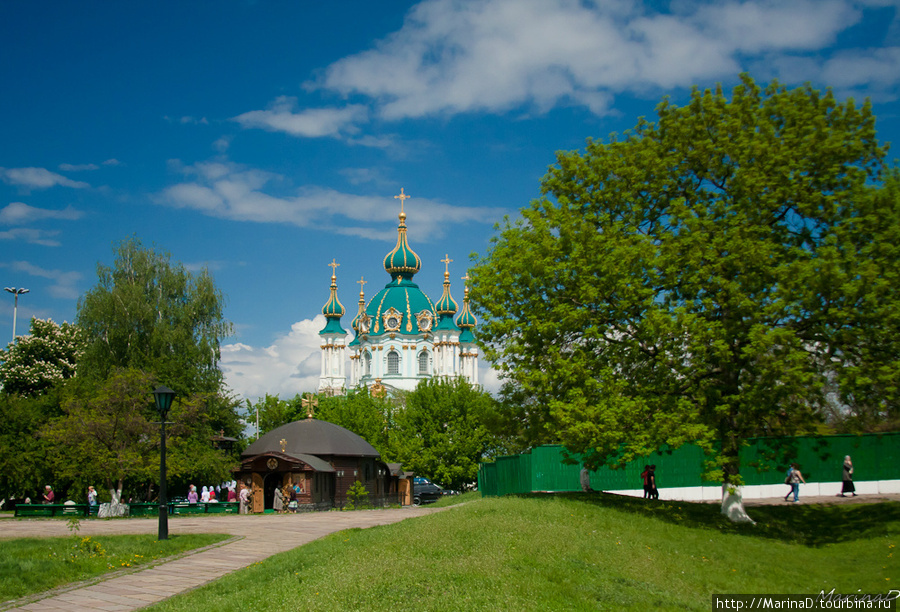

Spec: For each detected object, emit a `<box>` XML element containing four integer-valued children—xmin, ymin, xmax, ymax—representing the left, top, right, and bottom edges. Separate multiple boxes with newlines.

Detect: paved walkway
<box><xmin>1</xmin><ymin>507</ymin><xmax>445</xmax><ymax>612</ymax></box>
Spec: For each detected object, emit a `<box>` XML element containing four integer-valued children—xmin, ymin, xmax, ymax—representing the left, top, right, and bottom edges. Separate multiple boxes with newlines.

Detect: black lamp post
<box><xmin>153</xmin><ymin>385</ymin><xmax>176</xmax><ymax>541</ymax></box>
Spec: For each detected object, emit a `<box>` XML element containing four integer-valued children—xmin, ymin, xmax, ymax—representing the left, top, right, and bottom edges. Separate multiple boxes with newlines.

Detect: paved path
<box><xmin>1</xmin><ymin>507</ymin><xmax>445</xmax><ymax>612</ymax></box>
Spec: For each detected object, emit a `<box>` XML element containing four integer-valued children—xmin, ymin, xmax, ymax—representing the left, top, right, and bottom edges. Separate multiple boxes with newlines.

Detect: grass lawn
<box><xmin>145</xmin><ymin>494</ymin><xmax>899</xmax><ymax>611</ymax></box>
<box><xmin>0</xmin><ymin>532</ymin><xmax>231</xmax><ymax>603</ymax></box>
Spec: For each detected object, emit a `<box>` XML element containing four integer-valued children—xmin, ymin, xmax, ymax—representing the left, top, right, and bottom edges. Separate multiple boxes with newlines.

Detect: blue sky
<box><xmin>2</xmin><ymin>0</ymin><xmax>899</xmax><ymax>402</ymax></box>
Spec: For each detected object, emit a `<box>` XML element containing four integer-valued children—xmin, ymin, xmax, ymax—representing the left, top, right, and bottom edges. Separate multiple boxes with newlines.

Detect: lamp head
<box><xmin>153</xmin><ymin>385</ymin><xmax>176</xmax><ymax>418</ymax></box>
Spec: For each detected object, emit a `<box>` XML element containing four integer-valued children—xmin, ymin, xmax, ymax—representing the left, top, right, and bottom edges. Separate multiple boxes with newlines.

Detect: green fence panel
<box><xmin>479</xmin><ymin>433</ymin><xmax>899</xmax><ymax>497</ymax></box>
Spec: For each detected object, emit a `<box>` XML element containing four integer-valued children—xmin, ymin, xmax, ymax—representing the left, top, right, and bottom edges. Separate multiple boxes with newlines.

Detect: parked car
<box><xmin>412</xmin><ymin>478</ymin><xmax>444</xmax><ymax>506</ymax></box>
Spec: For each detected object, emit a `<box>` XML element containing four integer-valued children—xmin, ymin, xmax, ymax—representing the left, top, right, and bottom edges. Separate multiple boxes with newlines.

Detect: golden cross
<box><xmin>328</xmin><ymin>259</ymin><xmax>340</xmax><ymax>276</ymax></box>
<box><xmin>461</xmin><ymin>273</ymin><xmax>470</xmax><ymax>285</ymax></box>
<box><xmin>280</xmin><ymin>438</ymin><xmax>287</xmax><ymax>453</ymax></box>
<box><xmin>394</xmin><ymin>188</ymin><xmax>410</xmax><ymax>215</ymax></box>
<box><xmin>302</xmin><ymin>396</ymin><xmax>318</xmax><ymax>419</ymax></box>
<box><xmin>357</xmin><ymin>276</ymin><xmax>367</xmax><ymax>293</ymax></box>
<box><xmin>441</xmin><ymin>254</ymin><xmax>453</xmax><ymax>275</ymax></box>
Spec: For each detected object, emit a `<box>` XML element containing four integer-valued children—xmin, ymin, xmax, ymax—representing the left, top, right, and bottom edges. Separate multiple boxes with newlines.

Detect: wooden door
<box><xmin>251</xmin><ymin>472</ymin><xmax>264</xmax><ymax>513</ymax></box>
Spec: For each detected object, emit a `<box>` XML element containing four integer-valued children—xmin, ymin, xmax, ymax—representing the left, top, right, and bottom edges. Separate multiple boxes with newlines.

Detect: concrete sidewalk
<box><xmin>1</xmin><ymin>507</ymin><xmax>444</xmax><ymax>612</ymax></box>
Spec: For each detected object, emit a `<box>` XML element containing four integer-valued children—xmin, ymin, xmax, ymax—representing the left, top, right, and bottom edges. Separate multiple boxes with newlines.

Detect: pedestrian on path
<box><xmin>783</xmin><ymin>465</ymin><xmax>795</xmax><ymax>501</ymax></box>
<box><xmin>786</xmin><ymin>463</ymin><xmax>806</xmax><ymax>502</ymax></box>
<box><xmin>640</xmin><ymin>465</ymin><xmax>652</xmax><ymax>499</ymax></box>
<box><xmin>840</xmin><ymin>455</ymin><xmax>857</xmax><ymax>497</ymax></box>
<box><xmin>649</xmin><ymin>465</ymin><xmax>659</xmax><ymax>500</ymax></box>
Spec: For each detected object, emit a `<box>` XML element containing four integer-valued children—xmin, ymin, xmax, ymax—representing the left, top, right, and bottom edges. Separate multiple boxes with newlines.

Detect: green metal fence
<box><xmin>478</xmin><ymin>433</ymin><xmax>900</xmax><ymax>497</ymax></box>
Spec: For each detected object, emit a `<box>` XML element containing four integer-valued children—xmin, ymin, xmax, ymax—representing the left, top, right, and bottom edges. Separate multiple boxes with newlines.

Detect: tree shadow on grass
<box><xmin>518</xmin><ymin>492</ymin><xmax>900</xmax><ymax>547</ymax></box>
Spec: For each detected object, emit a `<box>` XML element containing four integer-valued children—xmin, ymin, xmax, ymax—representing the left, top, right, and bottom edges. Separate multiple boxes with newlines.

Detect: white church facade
<box><xmin>318</xmin><ymin>189</ymin><xmax>479</xmax><ymax>395</ymax></box>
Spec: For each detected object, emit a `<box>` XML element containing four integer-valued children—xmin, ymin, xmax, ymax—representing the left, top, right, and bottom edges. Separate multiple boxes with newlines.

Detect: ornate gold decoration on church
<box><xmin>382</xmin><ymin>307</ymin><xmax>403</xmax><ymax>332</ymax></box>
<box><xmin>416</xmin><ymin>310</ymin><xmax>434</xmax><ymax>332</ymax></box>
<box><xmin>267</xmin><ymin>457</ymin><xmax>278</xmax><ymax>470</ymax></box>
<box><xmin>280</xmin><ymin>438</ymin><xmax>287</xmax><ymax>452</ymax></box>
<box><xmin>370</xmin><ymin>379</ymin><xmax>386</xmax><ymax>398</ymax></box>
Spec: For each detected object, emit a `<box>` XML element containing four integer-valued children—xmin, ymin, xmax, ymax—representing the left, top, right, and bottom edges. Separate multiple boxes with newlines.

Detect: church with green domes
<box><xmin>318</xmin><ymin>189</ymin><xmax>479</xmax><ymax>395</ymax></box>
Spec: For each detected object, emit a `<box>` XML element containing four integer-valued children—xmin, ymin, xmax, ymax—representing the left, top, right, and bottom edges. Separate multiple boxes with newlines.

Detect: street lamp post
<box><xmin>153</xmin><ymin>385</ymin><xmax>176</xmax><ymax>541</ymax></box>
<box><xmin>4</xmin><ymin>287</ymin><xmax>29</xmax><ymax>344</ymax></box>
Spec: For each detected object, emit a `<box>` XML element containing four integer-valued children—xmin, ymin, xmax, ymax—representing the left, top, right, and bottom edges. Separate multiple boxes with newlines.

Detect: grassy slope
<box><xmin>146</xmin><ymin>494</ymin><xmax>898</xmax><ymax>612</ymax></box>
<box><xmin>0</xmin><ymin>533</ymin><xmax>230</xmax><ymax>603</ymax></box>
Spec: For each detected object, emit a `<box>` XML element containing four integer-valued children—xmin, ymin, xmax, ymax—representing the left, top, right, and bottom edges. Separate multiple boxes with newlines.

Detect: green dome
<box><xmin>455</xmin><ymin>280</ymin><xmax>477</xmax><ymax>330</ymax></box>
<box><xmin>383</xmin><ymin>211</ymin><xmax>421</xmax><ymax>279</ymax></box>
<box><xmin>366</xmin><ymin>277</ymin><xmax>436</xmax><ymax>336</ymax></box>
<box><xmin>320</xmin><ymin>266</ymin><xmax>347</xmax><ymax>336</ymax></box>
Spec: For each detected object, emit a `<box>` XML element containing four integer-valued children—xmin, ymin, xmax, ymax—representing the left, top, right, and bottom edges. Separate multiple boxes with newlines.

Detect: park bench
<box><xmin>14</xmin><ymin>503</ymin><xmax>90</xmax><ymax>518</ymax></box>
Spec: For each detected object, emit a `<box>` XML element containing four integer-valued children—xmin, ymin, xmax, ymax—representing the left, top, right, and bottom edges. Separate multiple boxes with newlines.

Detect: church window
<box><xmin>387</xmin><ymin>350</ymin><xmax>400</xmax><ymax>374</ymax></box>
<box><xmin>364</xmin><ymin>351</ymin><xmax>372</xmax><ymax>376</ymax></box>
<box><xmin>418</xmin><ymin>350</ymin><xmax>429</xmax><ymax>375</ymax></box>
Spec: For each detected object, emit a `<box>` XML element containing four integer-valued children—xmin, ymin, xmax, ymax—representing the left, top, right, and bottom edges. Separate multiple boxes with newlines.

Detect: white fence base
<box><xmin>605</xmin><ymin>479</ymin><xmax>900</xmax><ymax>501</ymax></box>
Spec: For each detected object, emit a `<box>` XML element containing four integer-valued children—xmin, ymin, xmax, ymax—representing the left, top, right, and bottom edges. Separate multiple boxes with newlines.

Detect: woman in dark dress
<box><xmin>840</xmin><ymin>455</ymin><xmax>856</xmax><ymax>497</ymax></box>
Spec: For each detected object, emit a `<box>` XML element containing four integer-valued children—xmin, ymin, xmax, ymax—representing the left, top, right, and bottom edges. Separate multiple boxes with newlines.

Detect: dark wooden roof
<box><xmin>242</xmin><ymin>418</ymin><xmax>380</xmax><ymax>459</ymax></box>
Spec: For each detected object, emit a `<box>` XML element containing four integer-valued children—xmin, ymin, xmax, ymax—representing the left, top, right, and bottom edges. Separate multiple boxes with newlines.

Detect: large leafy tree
<box><xmin>395</xmin><ymin>377</ymin><xmax>498</xmax><ymax>490</ymax></box>
<box><xmin>0</xmin><ymin>317</ymin><xmax>83</xmax><ymax>397</ymax></box>
<box><xmin>470</xmin><ymin>75</ymin><xmax>896</xmax><ymax>493</ymax></box>
<box><xmin>42</xmin><ymin>370</ymin><xmax>243</xmax><ymax>504</ymax></box>
<box><xmin>76</xmin><ymin>238</ymin><xmax>232</xmax><ymax>395</ymax></box>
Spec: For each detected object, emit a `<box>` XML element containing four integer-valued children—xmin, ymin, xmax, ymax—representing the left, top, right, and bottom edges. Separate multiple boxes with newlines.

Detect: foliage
<box><xmin>316</xmin><ymin>387</ymin><xmax>401</xmax><ymax>458</ymax></box>
<box><xmin>39</xmin><ymin>370</ymin><xmax>242</xmax><ymax>501</ymax></box>
<box><xmin>0</xmin><ymin>317</ymin><xmax>84</xmax><ymax>396</ymax></box>
<box><xmin>344</xmin><ymin>480</ymin><xmax>369</xmax><ymax>510</ymax></box>
<box><xmin>0</xmin><ymin>391</ymin><xmax>63</xmax><ymax>499</ymax></box>
<box><xmin>394</xmin><ymin>377</ymin><xmax>498</xmax><ymax>490</ymax></box>
<box><xmin>41</xmin><ymin>369</ymin><xmax>159</xmax><ymax>496</ymax></box>
<box><xmin>0</xmin><ymin>534</ymin><xmax>229</xmax><ymax>602</ymax></box>
<box><xmin>146</xmin><ymin>496</ymin><xmax>899</xmax><ymax>612</ymax></box>
<box><xmin>76</xmin><ymin>237</ymin><xmax>232</xmax><ymax>395</ymax></box>
<box><xmin>470</xmin><ymin>75</ymin><xmax>896</xmax><ymax>484</ymax></box>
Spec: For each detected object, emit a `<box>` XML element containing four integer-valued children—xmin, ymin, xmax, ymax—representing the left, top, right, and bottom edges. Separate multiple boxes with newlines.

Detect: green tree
<box><xmin>42</xmin><ymin>370</ymin><xmax>242</xmax><ymax>505</ymax></box>
<box><xmin>0</xmin><ymin>392</ymin><xmax>61</xmax><ymax>500</ymax></box>
<box><xmin>76</xmin><ymin>238</ymin><xmax>232</xmax><ymax>395</ymax></box>
<box><xmin>0</xmin><ymin>318</ymin><xmax>83</xmax><ymax>397</ymax></box>
<box><xmin>42</xmin><ymin>369</ymin><xmax>158</xmax><ymax>505</ymax></box>
<box><xmin>395</xmin><ymin>377</ymin><xmax>497</xmax><ymax>490</ymax></box>
<box><xmin>470</xmin><ymin>75</ymin><xmax>896</xmax><ymax>499</ymax></box>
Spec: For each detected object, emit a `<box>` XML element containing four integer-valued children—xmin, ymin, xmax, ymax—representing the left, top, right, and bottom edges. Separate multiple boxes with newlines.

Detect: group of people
<box><xmin>272</xmin><ymin>481</ymin><xmax>306</xmax><ymax>513</ymax></box>
<box><xmin>640</xmin><ymin>465</ymin><xmax>659</xmax><ymax>500</ymax></box>
<box><xmin>783</xmin><ymin>455</ymin><xmax>856</xmax><ymax>502</ymax></box>
<box><xmin>186</xmin><ymin>483</ymin><xmax>238</xmax><ymax>504</ymax></box>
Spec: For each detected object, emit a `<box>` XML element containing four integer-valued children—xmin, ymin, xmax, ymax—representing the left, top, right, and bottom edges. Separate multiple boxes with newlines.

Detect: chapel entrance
<box><xmin>263</xmin><ymin>472</ymin><xmax>283</xmax><ymax>510</ymax></box>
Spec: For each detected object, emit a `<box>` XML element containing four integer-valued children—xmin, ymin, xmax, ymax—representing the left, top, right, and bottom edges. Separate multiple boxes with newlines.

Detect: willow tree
<box><xmin>470</xmin><ymin>75</ymin><xmax>897</xmax><ymax>516</ymax></box>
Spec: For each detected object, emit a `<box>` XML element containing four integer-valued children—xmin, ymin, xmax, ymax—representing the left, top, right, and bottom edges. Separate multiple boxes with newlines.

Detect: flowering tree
<box><xmin>0</xmin><ymin>317</ymin><xmax>83</xmax><ymax>396</ymax></box>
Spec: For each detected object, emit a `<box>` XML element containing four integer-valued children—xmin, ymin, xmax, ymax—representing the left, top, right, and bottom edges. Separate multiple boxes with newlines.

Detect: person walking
<box><xmin>87</xmin><ymin>486</ymin><xmax>97</xmax><ymax>514</ymax></box>
<box><xmin>786</xmin><ymin>463</ymin><xmax>806</xmax><ymax>502</ymax></box>
<box><xmin>840</xmin><ymin>455</ymin><xmax>857</xmax><ymax>497</ymax></box>
<box><xmin>649</xmin><ymin>465</ymin><xmax>659</xmax><ymax>500</ymax></box>
<box><xmin>640</xmin><ymin>465</ymin><xmax>652</xmax><ymax>499</ymax></box>
<box><xmin>783</xmin><ymin>464</ymin><xmax>795</xmax><ymax>501</ymax></box>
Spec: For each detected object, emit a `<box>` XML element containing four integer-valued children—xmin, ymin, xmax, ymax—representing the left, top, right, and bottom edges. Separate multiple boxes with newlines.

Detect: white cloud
<box><xmin>306</xmin><ymin>0</ymin><xmax>872</xmax><ymax>119</ymax></box>
<box><xmin>0</xmin><ymin>202</ymin><xmax>84</xmax><ymax>225</ymax></box>
<box><xmin>0</xmin><ymin>167</ymin><xmax>90</xmax><ymax>190</ymax></box>
<box><xmin>233</xmin><ymin>96</ymin><xmax>369</xmax><ymax>138</ymax></box>
<box><xmin>1</xmin><ymin>261</ymin><xmax>82</xmax><ymax>299</ymax></box>
<box><xmin>220</xmin><ymin>317</ymin><xmax>328</xmax><ymax>401</ymax></box>
<box><xmin>0</xmin><ymin>227</ymin><xmax>63</xmax><ymax>247</ymax></box>
<box><xmin>102</xmin><ymin>158</ymin><xmax>122</xmax><ymax>166</ymax></box>
<box><xmin>158</xmin><ymin>160</ymin><xmax>505</xmax><ymax>241</ymax></box>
